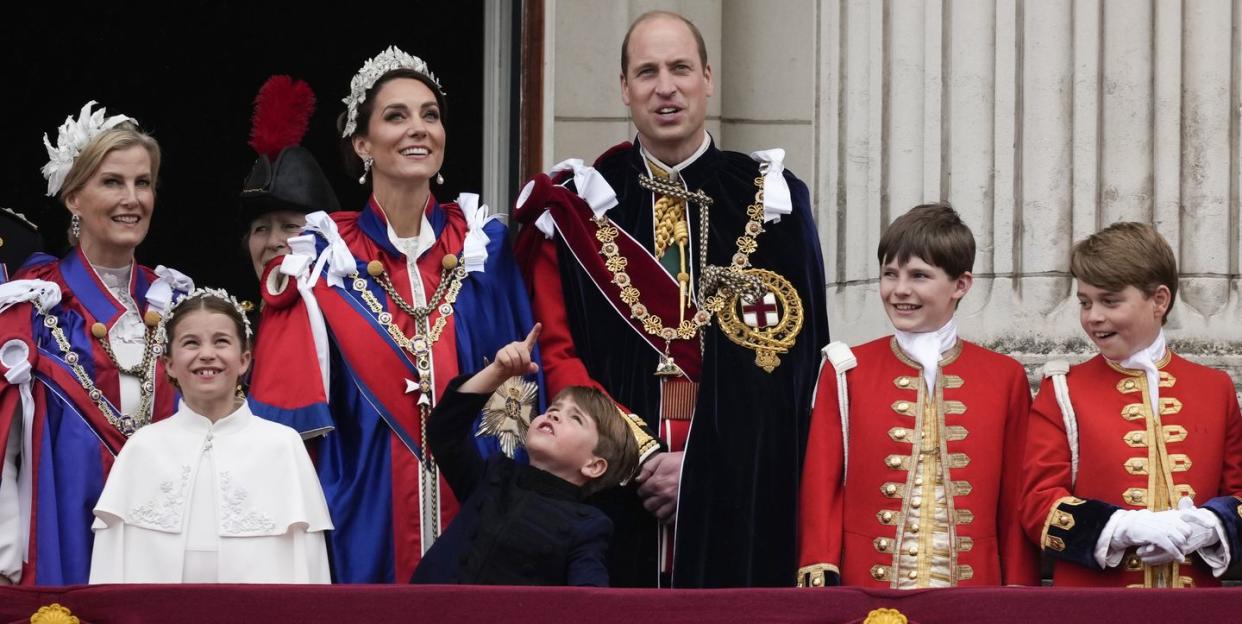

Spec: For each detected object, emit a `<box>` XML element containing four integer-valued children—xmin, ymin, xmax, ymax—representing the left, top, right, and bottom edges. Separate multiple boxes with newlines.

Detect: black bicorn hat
<box><xmin>239</xmin><ymin>76</ymin><xmax>340</xmax><ymax>225</ymax></box>
<box><xmin>0</xmin><ymin>206</ymin><xmax>42</xmax><ymax>279</ymax></box>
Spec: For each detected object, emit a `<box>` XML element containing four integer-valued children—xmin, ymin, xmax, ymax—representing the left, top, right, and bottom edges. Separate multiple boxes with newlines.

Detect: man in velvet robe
<box><xmin>514</xmin><ymin>11</ymin><xmax>828</xmax><ymax>587</ymax></box>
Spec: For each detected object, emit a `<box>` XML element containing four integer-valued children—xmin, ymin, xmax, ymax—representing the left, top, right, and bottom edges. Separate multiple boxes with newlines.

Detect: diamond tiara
<box><xmin>341</xmin><ymin>45</ymin><xmax>444</xmax><ymax>138</ymax></box>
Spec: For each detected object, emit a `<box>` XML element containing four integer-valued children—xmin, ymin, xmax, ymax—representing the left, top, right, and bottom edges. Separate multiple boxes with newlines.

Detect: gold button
<box><xmin>1124</xmin><ymin>380</ymin><xmax>1136</xmax><ymax>390</ymax></box>
<box><xmin>91</xmin><ymin>322</ymin><xmax>108</xmax><ymax>339</ymax></box>
<box><xmin>878</xmin><ymin>539</ymin><xmax>890</xmax><ymax>551</ymax></box>
<box><xmin>143</xmin><ymin>310</ymin><xmax>162</xmax><ymax>327</ymax></box>
<box><xmin>366</xmin><ymin>260</ymin><xmax>384</xmax><ymax>276</ymax></box>
<box><xmin>872</xmin><ymin>566</ymin><xmax>888</xmax><ymax>580</ymax></box>
<box><xmin>441</xmin><ymin>254</ymin><xmax>459</xmax><ymax>271</ymax></box>
<box><xmin>1128</xmin><ymin>406</ymin><xmax>1141</xmax><ymax>416</ymax></box>
<box><xmin>911</xmin><ymin>498</ymin><xmax>922</xmax><ymax>509</ymax></box>
<box><xmin>908</xmin><ymin>545</ymin><xmax>918</xmax><ymax>556</ymax></box>
<box><xmin>898</xmin><ymin>377</ymin><xmax>910</xmax><ymax>387</ymax></box>
<box><xmin>908</xmin><ymin>570</ymin><xmax>918</xmax><ymax>580</ymax></box>
<box><xmin>896</xmin><ymin>402</ymin><xmax>910</xmax><ymax>412</ymax></box>
<box><xmin>914</xmin><ymin>477</ymin><xmax>924</xmax><ymax>486</ymax></box>
<box><xmin>884</xmin><ymin>484</ymin><xmax>898</xmax><ymax>496</ymax></box>
<box><xmin>887</xmin><ymin>456</ymin><xmax>902</xmax><ymax>468</ymax></box>
<box><xmin>881</xmin><ymin>511</ymin><xmax>894</xmax><ymax>523</ymax></box>
<box><xmin>909</xmin><ymin>522</ymin><xmax>920</xmax><ymax>533</ymax></box>
<box><xmin>1058</xmin><ymin>513</ymin><xmax>1070</xmax><ymax>526</ymax></box>
<box><xmin>894</xmin><ymin>429</ymin><xmax>907</xmax><ymax>439</ymax></box>
<box><xmin>811</xmin><ymin>576</ymin><xmax>824</xmax><ymax>587</ymax></box>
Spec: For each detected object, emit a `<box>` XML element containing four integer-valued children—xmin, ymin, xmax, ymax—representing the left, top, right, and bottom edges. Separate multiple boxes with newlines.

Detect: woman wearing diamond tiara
<box><xmin>89</xmin><ymin>288</ymin><xmax>331</xmax><ymax>584</ymax></box>
<box><xmin>0</xmin><ymin>102</ymin><xmax>193</xmax><ymax>585</ymax></box>
<box><xmin>248</xmin><ymin>46</ymin><xmax>541</xmax><ymax>583</ymax></box>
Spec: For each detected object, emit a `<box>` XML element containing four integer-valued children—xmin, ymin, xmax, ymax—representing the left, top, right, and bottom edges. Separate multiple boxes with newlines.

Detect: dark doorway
<box><xmin>2</xmin><ymin>2</ymin><xmax>485</xmax><ymax>303</ymax></box>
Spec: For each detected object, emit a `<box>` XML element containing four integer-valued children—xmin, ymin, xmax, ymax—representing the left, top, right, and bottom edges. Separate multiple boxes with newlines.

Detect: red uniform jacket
<box><xmin>1021</xmin><ymin>352</ymin><xmax>1242</xmax><ymax>587</ymax></box>
<box><xmin>798</xmin><ymin>337</ymin><xmax>1039</xmax><ymax>587</ymax></box>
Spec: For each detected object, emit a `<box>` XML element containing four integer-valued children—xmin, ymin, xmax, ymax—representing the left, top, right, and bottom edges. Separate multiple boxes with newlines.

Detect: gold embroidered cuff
<box><xmin>1040</xmin><ymin>496</ymin><xmax>1085</xmax><ymax>550</ymax></box>
<box><xmin>796</xmin><ymin>563</ymin><xmax>839</xmax><ymax>588</ymax></box>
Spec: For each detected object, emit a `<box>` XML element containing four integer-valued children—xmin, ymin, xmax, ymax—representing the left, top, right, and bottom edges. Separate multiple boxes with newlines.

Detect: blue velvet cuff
<box><xmin>1043</xmin><ymin>497</ymin><xmax>1121</xmax><ymax>570</ymax></box>
<box><xmin>1202</xmin><ymin>495</ymin><xmax>1242</xmax><ymax>570</ymax></box>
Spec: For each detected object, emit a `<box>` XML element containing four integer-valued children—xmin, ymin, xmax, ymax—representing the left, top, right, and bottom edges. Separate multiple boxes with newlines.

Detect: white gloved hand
<box><xmin>1177</xmin><ymin>496</ymin><xmax>1223</xmax><ymax>554</ymax></box>
<box><xmin>1114</xmin><ymin>509</ymin><xmax>1192</xmax><ymax>565</ymax></box>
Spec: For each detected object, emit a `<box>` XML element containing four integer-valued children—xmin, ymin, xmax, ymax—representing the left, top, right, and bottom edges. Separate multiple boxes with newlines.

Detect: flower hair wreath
<box><xmin>154</xmin><ymin>287</ymin><xmax>254</xmax><ymax>353</ymax></box>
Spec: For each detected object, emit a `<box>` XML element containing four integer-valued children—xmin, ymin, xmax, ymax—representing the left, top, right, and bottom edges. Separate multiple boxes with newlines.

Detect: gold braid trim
<box><xmin>796</xmin><ymin>562</ymin><xmax>839</xmax><ymax>587</ymax></box>
<box><xmin>1041</xmin><ymin>495</ymin><xmax>1085</xmax><ymax>551</ymax></box>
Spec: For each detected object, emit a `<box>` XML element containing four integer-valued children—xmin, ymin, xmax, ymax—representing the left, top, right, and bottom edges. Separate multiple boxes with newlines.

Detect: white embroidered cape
<box><xmin>89</xmin><ymin>402</ymin><xmax>333</xmax><ymax>583</ymax></box>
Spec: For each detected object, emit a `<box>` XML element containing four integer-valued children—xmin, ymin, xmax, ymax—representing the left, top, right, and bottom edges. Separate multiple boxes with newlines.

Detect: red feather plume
<box><xmin>248</xmin><ymin>75</ymin><xmax>316</xmax><ymax>160</ymax></box>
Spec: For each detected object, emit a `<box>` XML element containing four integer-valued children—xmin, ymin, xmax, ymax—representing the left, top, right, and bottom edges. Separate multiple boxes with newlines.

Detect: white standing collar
<box><xmin>640</xmin><ymin>132</ymin><xmax>712</xmax><ymax>175</ymax></box>
<box><xmin>1115</xmin><ymin>330</ymin><xmax>1168</xmax><ymax>416</ymax></box>
<box><xmin>894</xmin><ymin>318</ymin><xmax>959</xmax><ymax>391</ymax></box>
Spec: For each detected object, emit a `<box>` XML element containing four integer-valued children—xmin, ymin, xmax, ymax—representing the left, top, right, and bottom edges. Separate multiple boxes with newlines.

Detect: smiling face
<box><xmin>1076</xmin><ymin>281</ymin><xmax>1169</xmax><ymax>361</ymax></box>
<box><xmin>352</xmin><ymin>77</ymin><xmax>445</xmax><ymax>188</ymax></box>
<box><xmin>880</xmin><ymin>255</ymin><xmax>972</xmax><ymax>333</ymax></box>
<box><xmin>524</xmin><ymin>395</ymin><xmax>607</xmax><ymax>486</ymax></box>
<box><xmin>246</xmin><ymin>210</ymin><xmax>306</xmax><ymax>280</ymax></box>
<box><xmin>621</xmin><ymin>14</ymin><xmax>713</xmax><ymax>165</ymax></box>
<box><xmin>165</xmin><ymin>309</ymin><xmax>251</xmax><ymax>413</ymax></box>
<box><xmin>65</xmin><ymin>145</ymin><xmax>154</xmax><ymax>267</ymax></box>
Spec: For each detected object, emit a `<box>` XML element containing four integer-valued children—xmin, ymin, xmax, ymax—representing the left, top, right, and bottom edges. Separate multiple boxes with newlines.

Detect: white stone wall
<box><xmin>544</xmin><ymin>0</ymin><xmax>1242</xmax><ymax>383</ymax></box>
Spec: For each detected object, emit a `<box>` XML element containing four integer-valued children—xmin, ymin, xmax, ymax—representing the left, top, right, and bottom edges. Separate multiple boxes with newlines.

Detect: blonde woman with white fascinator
<box><xmin>0</xmin><ymin>102</ymin><xmax>193</xmax><ymax>585</ymax></box>
<box><xmin>247</xmin><ymin>47</ymin><xmax>541</xmax><ymax>583</ymax></box>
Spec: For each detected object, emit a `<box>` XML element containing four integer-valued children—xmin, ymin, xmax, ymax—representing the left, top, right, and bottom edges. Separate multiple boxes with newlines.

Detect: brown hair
<box><xmin>554</xmin><ymin>386</ymin><xmax>639</xmax><ymax>495</ymax></box>
<box><xmin>163</xmin><ymin>293</ymin><xmax>251</xmax><ymax>353</ymax></box>
<box><xmin>877</xmin><ymin>203</ymin><xmax>975</xmax><ymax>278</ymax></box>
<box><xmin>1070</xmin><ymin>221</ymin><xmax>1178</xmax><ymax>323</ymax></box>
<box><xmin>338</xmin><ymin>68</ymin><xmax>447</xmax><ymax>180</ymax></box>
<box><xmin>621</xmin><ymin>11</ymin><xmax>709</xmax><ymax>75</ymax></box>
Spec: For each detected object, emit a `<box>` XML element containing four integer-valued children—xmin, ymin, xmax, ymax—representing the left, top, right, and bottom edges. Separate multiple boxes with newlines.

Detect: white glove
<box><xmin>1113</xmin><ymin>509</ymin><xmax>1192</xmax><ymax>565</ymax></box>
<box><xmin>1177</xmin><ymin>496</ymin><xmax>1223</xmax><ymax>552</ymax></box>
<box><xmin>1139</xmin><ymin>498</ymin><xmax>1222</xmax><ymax>565</ymax></box>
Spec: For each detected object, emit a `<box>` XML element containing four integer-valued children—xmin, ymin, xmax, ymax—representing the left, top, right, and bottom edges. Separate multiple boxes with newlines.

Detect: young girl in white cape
<box><xmin>89</xmin><ymin>288</ymin><xmax>332</xmax><ymax>583</ymax></box>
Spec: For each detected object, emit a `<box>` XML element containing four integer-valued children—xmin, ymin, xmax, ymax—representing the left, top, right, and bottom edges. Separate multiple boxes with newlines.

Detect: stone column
<box><xmin>815</xmin><ymin>0</ymin><xmax>1241</xmax><ymax>385</ymax></box>
<box><xmin>542</xmin><ymin>0</ymin><xmax>1242</xmax><ymax>386</ymax></box>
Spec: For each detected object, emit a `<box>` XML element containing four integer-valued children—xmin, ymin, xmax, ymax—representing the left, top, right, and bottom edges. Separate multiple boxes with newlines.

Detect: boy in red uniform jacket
<box><xmin>798</xmin><ymin>204</ymin><xmax>1039</xmax><ymax>588</ymax></box>
<box><xmin>1021</xmin><ymin>222</ymin><xmax>1242</xmax><ymax>587</ymax></box>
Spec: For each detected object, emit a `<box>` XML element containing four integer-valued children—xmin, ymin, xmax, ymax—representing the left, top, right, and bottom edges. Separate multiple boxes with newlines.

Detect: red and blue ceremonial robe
<box><xmin>250</xmin><ymin>195</ymin><xmax>540</xmax><ymax>584</ymax></box>
<box><xmin>0</xmin><ymin>249</ymin><xmax>185</xmax><ymax>585</ymax></box>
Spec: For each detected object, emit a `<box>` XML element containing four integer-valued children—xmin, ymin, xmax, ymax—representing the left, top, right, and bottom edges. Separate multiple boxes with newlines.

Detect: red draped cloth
<box><xmin>3</xmin><ymin>585</ymin><xmax>1240</xmax><ymax>623</ymax></box>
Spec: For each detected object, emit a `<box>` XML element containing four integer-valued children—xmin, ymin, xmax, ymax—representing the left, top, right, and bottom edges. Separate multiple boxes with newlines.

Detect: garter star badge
<box><xmin>477</xmin><ymin>375</ymin><xmax>539</xmax><ymax>458</ymax></box>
